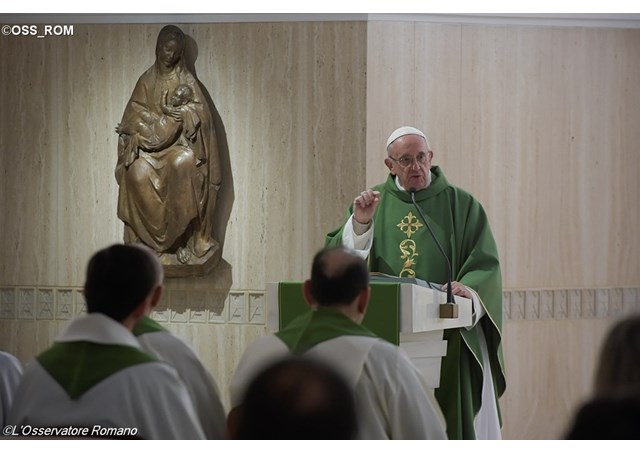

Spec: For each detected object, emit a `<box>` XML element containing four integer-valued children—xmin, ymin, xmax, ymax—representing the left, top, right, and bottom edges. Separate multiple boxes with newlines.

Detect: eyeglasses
<box><xmin>388</xmin><ymin>152</ymin><xmax>430</xmax><ymax>168</ymax></box>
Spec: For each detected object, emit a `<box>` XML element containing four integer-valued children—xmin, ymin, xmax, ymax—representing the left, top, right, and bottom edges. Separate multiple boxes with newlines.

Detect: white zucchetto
<box><xmin>385</xmin><ymin>126</ymin><xmax>431</xmax><ymax>151</ymax></box>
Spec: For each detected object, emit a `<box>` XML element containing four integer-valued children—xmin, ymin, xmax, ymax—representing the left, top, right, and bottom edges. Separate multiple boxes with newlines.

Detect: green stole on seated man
<box><xmin>37</xmin><ymin>342</ymin><xmax>157</xmax><ymax>400</ymax></box>
<box><xmin>133</xmin><ymin>315</ymin><xmax>168</xmax><ymax>336</ymax></box>
<box><xmin>276</xmin><ymin>307</ymin><xmax>378</xmax><ymax>353</ymax></box>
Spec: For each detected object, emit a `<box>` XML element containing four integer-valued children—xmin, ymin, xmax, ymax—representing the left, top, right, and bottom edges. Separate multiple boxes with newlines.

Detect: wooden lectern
<box><xmin>266</xmin><ymin>281</ymin><xmax>473</xmax><ymax>388</ymax></box>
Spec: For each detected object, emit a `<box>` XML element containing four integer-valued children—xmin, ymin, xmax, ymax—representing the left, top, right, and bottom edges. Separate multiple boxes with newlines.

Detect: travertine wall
<box><xmin>1</xmin><ymin>18</ymin><xmax>639</xmax><ymax>439</ymax></box>
<box><xmin>367</xmin><ymin>22</ymin><xmax>640</xmax><ymax>290</ymax></box>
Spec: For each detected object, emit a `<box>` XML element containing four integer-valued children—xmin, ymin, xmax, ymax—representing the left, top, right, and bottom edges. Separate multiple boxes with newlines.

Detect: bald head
<box><xmin>309</xmin><ymin>246</ymin><xmax>369</xmax><ymax>307</ymax></box>
<box><xmin>236</xmin><ymin>356</ymin><xmax>357</xmax><ymax>439</ymax></box>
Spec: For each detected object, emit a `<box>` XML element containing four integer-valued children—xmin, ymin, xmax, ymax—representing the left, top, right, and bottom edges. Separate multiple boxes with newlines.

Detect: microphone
<box><xmin>408</xmin><ymin>188</ymin><xmax>458</xmax><ymax>318</ymax></box>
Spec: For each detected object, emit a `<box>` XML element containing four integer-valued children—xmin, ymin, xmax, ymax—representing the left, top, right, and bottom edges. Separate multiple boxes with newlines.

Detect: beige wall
<box><xmin>367</xmin><ymin>21</ymin><xmax>640</xmax><ymax>289</ymax></box>
<box><xmin>1</xmin><ymin>18</ymin><xmax>639</xmax><ymax>439</ymax></box>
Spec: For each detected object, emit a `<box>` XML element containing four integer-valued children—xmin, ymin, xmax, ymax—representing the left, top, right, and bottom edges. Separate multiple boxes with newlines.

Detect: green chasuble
<box><xmin>326</xmin><ymin>166</ymin><xmax>506</xmax><ymax>440</ymax></box>
<box><xmin>276</xmin><ymin>307</ymin><xmax>378</xmax><ymax>353</ymax></box>
<box><xmin>37</xmin><ymin>342</ymin><xmax>157</xmax><ymax>400</ymax></box>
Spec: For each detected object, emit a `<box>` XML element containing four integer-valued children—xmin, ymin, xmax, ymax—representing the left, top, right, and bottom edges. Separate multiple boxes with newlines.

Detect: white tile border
<box><xmin>0</xmin><ymin>286</ymin><xmax>639</xmax><ymax>324</ymax></box>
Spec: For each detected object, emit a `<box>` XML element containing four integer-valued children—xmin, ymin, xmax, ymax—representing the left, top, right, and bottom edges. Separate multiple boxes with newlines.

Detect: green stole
<box><xmin>133</xmin><ymin>315</ymin><xmax>168</xmax><ymax>336</ymax></box>
<box><xmin>326</xmin><ymin>166</ymin><xmax>506</xmax><ymax>439</ymax></box>
<box><xmin>37</xmin><ymin>341</ymin><xmax>157</xmax><ymax>400</ymax></box>
<box><xmin>276</xmin><ymin>307</ymin><xmax>378</xmax><ymax>353</ymax></box>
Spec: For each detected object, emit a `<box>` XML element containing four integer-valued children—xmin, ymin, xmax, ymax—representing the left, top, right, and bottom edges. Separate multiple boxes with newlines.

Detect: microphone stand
<box><xmin>409</xmin><ymin>188</ymin><xmax>458</xmax><ymax>319</ymax></box>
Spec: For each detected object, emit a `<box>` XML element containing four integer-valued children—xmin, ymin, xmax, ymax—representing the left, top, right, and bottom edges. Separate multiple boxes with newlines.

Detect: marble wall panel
<box><xmin>366</xmin><ymin>23</ymin><xmax>640</xmax><ymax>290</ymax></box>
<box><xmin>459</xmin><ymin>26</ymin><xmax>640</xmax><ymax>289</ymax></box>
<box><xmin>0</xmin><ymin>35</ymin><xmax>58</xmax><ymax>286</ymax></box>
<box><xmin>501</xmin><ymin>318</ymin><xmax>615</xmax><ymax>439</ymax></box>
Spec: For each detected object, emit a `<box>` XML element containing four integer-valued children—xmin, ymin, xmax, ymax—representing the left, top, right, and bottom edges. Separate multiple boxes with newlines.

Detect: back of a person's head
<box><xmin>83</xmin><ymin>244</ymin><xmax>161</xmax><ymax>322</ymax></box>
<box><xmin>594</xmin><ymin>315</ymin><xmax>640</xmax><ymax>397</ymax></box>
<box><xmin>310</xmin><ymin>246</ymin><xmax>369</xmax><ymax>307</ymax></box>
<box><xmin>237</xmin><ymin>357</ymin><xmax>357</xmax><ymax>439</ymax></box>
<box><xmin>564</xmin><ymin>395</ymin><xmax>640</xmax><ymax>439</ymax></box>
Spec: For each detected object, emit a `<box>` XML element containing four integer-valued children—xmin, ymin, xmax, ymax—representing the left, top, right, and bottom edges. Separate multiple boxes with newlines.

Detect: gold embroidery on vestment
<box><xmin>396</xmin><ymin>212</ymin><xmax>423</xmax><ymax>239</ymax></box>
<box><xmin>397</xmin><ymin>211</ymin><xmax>423</xmax><ymax>277</ymax></box>
<box><xmin>399</xmin><ymin>239</ymin><xmax>418</xmax><ymax>277</ymax></box>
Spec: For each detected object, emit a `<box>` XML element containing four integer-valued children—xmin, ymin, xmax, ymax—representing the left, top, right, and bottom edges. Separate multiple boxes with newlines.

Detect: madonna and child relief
<box><xmin>115</xmin><ymin>25</ymin><xmax>223</xmax><ymax>277</ymax></box>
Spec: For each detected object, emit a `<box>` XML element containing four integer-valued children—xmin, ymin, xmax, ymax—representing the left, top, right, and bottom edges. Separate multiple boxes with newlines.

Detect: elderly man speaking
<box><xmin>326</xmin><ymin>126</ymin><xmax>506</xmax><ymax>440</ymax></box>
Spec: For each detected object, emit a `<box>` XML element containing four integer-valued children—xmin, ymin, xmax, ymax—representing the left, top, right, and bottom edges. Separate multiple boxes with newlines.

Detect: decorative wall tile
<box><xmin>56</xmin><ymin>289</ymin><xmax>74</xmax><ymax>320</ymax></box>
<box><xmin>502</xmin><ymin>291</ymin><xmax>511</xmax><ymax>320</ymax></box>
<box><xmin>595</xmin><ymin>289</ymin><xmax>609</xmax><ymax>318</ymax></box>
<box><xmin>524</xmin><ymin>291</ymin><xmax>540</xmax><ymax>320</ymax></box>
<box><xmin>189</xmin><ymin>291</ymin><xmax>207</xmax><ymax>323</ymax></box>
<box><xmin>568</xmin><ymin>289</ymin><xmax>581</xmax><ymax>319</ymax></box>
<box><xmin>170</xmin><ymin>290</ymin><xmax>188</xmax><ymax>323</ymax></box>
<box><xmin>553</xmin><ymin>290</ymin><xmax>568</xmax><ymax>319</ymax></box>
<box><xmin>18</xmin><ymin>288</ymin><xmax>36</xmax><ymax>320</ymax></box>
<box><xmin>539</xmin><ymin>290</ymin><xmax>553</xmax><ymax>320</ymax></box>
<box><xmin>150</xmin><ymin>291</ymin><xmax>170</xmax><ymax>323</ymax></box>
<box><xmin>75</xmin><ymin>289</ymin><xmax>86</xmax><ymax>315</ymax></box>
<box><xmin>622</xmin><ymin>288</ymin><xmax>638</xmax><ymax>314</ymax></box>
<box><xmin>608</xmin><ymin>288</ymin><xmax>623</xmax><ymax>317</ymax></box>
<box><xmin>0</xmin><ymin>288</ymin><xmax>16</xmax><ymax>320</ymax></box>
<box><xmin>37</xmin><ymin>288</ymin><xmax>55</xmax><ymax>320</ymax></box>
<box><xmin>208</xmin><ymin>292</ymin><xmax>227</xmax><ymax>324</ymax></box>
<box><xmin>229</xmin><ymin>292</ymin><xmax>247</xmax><ymax>324</ymax></box>
<box><xmin>510</xmin><ymin>291</ymin><xmax>525</xmax><ymax>321</ymax></box>
<box><xmin>248</xmin><ymin>292</ymin><xmax>265</xmax><ymax>324</ymax></box>
<box><xmin>209</xmin><ymin>292</ymin><xmax>226</xmax><ymax>317</ymax></box>
<box><xmin>581</xmin><ymin>289</ymin><xmax>595</xmax><ymax>318</ymax></box>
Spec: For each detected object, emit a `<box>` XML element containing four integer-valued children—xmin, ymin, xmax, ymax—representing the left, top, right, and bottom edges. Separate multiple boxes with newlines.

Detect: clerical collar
<box><xmin>394</xmin><ymin>171</ymin><xmax>433</xmax><ymax>191</ymax></box>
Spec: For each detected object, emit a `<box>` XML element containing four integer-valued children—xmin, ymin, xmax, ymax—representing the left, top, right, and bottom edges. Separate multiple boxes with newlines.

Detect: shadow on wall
<box><xmin>184</xmin><ymin>33</ymin><xmax>235</xmax><ymax>269</ymax></box>
<box><xmin>159</xmin><ymin>259</ymin><xmax>234</xmax><ymax>319</ymax></box>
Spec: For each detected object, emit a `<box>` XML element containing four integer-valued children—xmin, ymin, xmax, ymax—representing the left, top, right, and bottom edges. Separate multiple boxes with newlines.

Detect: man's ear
<box><xmin>357</xmin><ymin>287</ymin><xmax>371</xmax><ymax>315</ymax></box>
<box><xmin>384</xmin><ymin>158</ymin><xmax>395</xmax><ymax>175</ymax></box>
<box><xmin>150</xmin><ymin>285</ymin><xmax>163</xmax><ymax>309</ymax></box>
<box><xmin>302</xmin><ymin>280</ymin><xmax>317</xmax><ymax>308</ymax></box>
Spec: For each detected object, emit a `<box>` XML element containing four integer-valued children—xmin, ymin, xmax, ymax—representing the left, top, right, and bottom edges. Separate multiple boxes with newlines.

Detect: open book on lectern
<box><xmin>369</xmin><ymin>272</ymin><xmax>446</xmax><ymax>293</ymax></box>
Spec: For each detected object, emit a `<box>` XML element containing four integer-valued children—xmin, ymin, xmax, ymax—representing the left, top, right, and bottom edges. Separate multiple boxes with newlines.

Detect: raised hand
<box><xmin>353</xmin><ymin>189</ymin><xmax>381</xmax><ymax>224</ymax></box>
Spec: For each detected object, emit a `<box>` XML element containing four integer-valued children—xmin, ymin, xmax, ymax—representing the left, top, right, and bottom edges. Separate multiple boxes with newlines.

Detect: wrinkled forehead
<box><xmin>388</xmin><ymin>134</ymin><xmax>429</xmax><ymax>156</ymax></box>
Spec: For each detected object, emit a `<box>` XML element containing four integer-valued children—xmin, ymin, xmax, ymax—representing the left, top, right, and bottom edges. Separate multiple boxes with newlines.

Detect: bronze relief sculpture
<box><xmin>115</xmin><ymin>25</ymin><xmax>222</xmax><ymax>277</ymax></box>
